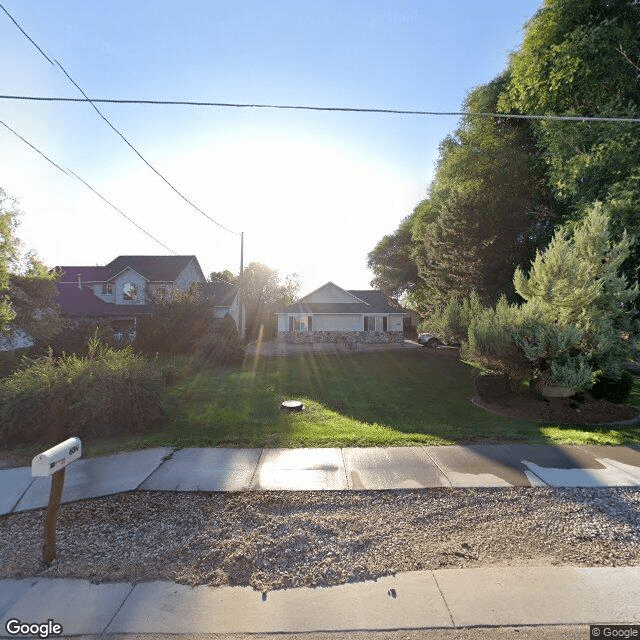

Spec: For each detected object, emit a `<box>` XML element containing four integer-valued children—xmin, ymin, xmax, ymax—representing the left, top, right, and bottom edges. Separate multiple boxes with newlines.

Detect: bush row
<box><xmin>0</xmin><ymin>338</ymin><xmax>166</xmax><ymax>447</ymax></box>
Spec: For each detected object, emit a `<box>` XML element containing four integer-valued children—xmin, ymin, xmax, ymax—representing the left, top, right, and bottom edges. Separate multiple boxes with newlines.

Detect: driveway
<box><xmin>245</xmin><ymin>338</ymin><xmax>423</xmax><ymax>357</ymax></box>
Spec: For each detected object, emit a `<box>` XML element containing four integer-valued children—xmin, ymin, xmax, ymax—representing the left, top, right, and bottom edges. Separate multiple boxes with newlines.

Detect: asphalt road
<box><xmin>74</xmin><ymin>627</ymin><xmax>594</xmax><ymax>640</ymax></box>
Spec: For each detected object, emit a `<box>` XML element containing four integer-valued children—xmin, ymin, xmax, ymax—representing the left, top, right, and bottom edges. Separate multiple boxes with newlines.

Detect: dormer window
<box><xmin>102</xmin><ymin>283</ymin><xmax>114</xmax><ymax>295</ymax></box>
<box><xmin>123</xmin><ymin>282</ymin><xmax>138</xmax><ymax>301</ymax></box>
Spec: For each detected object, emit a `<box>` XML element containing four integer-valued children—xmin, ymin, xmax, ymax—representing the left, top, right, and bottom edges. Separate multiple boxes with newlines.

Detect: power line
<box><xmin>66</xmin><ymin>170</ymin><xmax>178</xmax><ymax>254</ymax></box>
<box><xmin>0</xmin><ymin>94</ymin><xmax>639</xmax><ymax>123</ymax></box>
<box><xmin>0</xmin><ymin>119</ymin><xmax>68</xmax><ymax>175</ymax></box>
<box><xmin>0</xmin><ymin>119</ymin><xmax>178</xmax><ymax>254</ymax></box>
<box><xmin>0</xmin><ymin>2</ymin><xmax>240</xmax><ymax>236</ymax></box>
<box><xmin>55</xmin><ymin>60</ymin><xmax>241</xmax><ymax>236</ymax></box>
<box><xmin>0</xmin><ymin>3</ymin><xmax>53</xmax><ymax>65</ymax></box>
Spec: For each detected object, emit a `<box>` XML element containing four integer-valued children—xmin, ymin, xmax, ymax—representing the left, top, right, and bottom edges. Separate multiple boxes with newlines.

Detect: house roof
<box><xmin>106</xmin><ymin>255</ymin><xmax>200</xmax><ymax>282</ymax></box>
<box><xmin>55</xmin><ymin>283</ymin><xmax>148</xmax><ymax>317</ymax></box>
<box><xmin>56</xmin><ymin>266</ymin><xmax>114</xmax><ymax>283</ymax></box>
<box><xmin>56</xmin><ymin>256</ymin><xmax>202</xmax><ymax>284</ymax></box>
<box><xmin>203</xmin><ymin>279</ymin><xmax>238</xmax><ymax>307</ymax></box>
<box><xmin>280</xmin><ymin>287</ymin><xmax>403</xmax><ymax>315</ymax></box>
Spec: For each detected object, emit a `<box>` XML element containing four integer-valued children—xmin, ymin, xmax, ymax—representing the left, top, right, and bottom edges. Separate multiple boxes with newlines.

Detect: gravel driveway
<box><xmin>2</xmin><ymin>487</ymin><xmax>639</xmax><ymax>593</ymax></box>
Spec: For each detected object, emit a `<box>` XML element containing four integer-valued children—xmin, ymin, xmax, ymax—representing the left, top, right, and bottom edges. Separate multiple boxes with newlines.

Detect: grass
<box><xmin>4</xmin><ymin>348</ymin><xmax>640</xmax><ymax>462</ymax></box>
<box><xmin>74</xmin><ymin>348</ymin><xmax>640</xmax><ymax>457</ymax></box>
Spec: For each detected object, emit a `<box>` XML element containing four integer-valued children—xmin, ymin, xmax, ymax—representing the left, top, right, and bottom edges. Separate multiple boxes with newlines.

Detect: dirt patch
<box><xmin>474</xmin><ymin>375</ymin><xmax>638</xmax><ymax>424</ymax></box>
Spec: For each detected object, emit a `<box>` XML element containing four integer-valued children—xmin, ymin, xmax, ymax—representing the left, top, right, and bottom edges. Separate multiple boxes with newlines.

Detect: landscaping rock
<box><xmin>1</xmin><ymin>488</ymin><xmax>639</xmax><ymax>592</ymax></box>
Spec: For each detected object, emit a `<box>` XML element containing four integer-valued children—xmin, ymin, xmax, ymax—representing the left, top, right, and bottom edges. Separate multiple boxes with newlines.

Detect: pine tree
<box><xmin>514</xmin><ymin>202</ymin><xmax>638</xmax><ymax>379</ymax></box>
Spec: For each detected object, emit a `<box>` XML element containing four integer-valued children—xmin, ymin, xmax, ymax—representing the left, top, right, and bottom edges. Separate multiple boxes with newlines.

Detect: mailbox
<box><xmin>31</xmin><ymin>437</ymin><xmax>82</xmax><ymax>477</ymax></box>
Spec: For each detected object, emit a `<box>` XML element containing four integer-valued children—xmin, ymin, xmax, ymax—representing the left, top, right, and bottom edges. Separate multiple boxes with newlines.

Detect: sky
<box><xmin>0</xmin><ymin>0</ymin><xmax>543</xmax><ymax>295</ymax></box>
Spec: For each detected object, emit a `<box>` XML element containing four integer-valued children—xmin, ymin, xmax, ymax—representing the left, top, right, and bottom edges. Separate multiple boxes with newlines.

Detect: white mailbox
<box><xmin>32</xmin><ymin>437</ymin><xmax>82</xmax><ymax>477</ymax></box>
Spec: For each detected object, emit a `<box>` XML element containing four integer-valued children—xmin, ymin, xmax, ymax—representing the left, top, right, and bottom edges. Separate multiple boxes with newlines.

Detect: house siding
<box><xmin>174</xmin><ymin>259</ymin><xmax>205</xmax><ymax>289</ymax></box>
<box><xmin>315</xmin><ymin>314</ymin><xmax>361</xmax><ymax>331</ymax></box>
<box><xmin>113</xmin><ymin>270</ymin><xmax>147</xmax><ymax>305</ymax></box>
<box><xmin>303</xmin><ymin>283</ymin><xmax>364</xmax><ymax>304</ymax></box>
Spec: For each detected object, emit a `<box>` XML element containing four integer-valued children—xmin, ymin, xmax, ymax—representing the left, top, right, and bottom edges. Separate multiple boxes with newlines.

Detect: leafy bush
<box><xmin>136</xmin><ymin>285</ymin><xmax>215</xmax><ymax>356</ymax></box>
<box><xmin>0</xmin><ymin>348</ymin><xmax>32</xmax><ymax>379</ymax></box>
<box><xmin>43</xmin><ymin>321</ymin><xmax>121</xmax><ymax>357</ymax></box>
<box><xmin>0</xmin><ymin>337</ymin><xmax>165</xmax><ymax>446</ymax></box>
<box><xmin>590</xmin><ymin>371</ymin><xmax>634</xmax><ymax>404</ymax></box>
<box><xmin>197</xmin><ymin>314</ymin><xmax>244</xmax><ymax>365</ymax></box>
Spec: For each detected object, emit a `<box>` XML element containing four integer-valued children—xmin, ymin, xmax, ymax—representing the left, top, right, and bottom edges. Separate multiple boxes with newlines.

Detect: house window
<box><xmin>364</xmin><ymin>315</ymin><xmax>376</xmax><ymax>331</ymax></box>
<box><xmin>289</xmin><ymin>315</ymin><xmax>311</xmax><ymax>332</ymax></box>
<box><xmin>102</xmin><ymin>283</ymin><xmax>113</xmax><ymax>295</ymax></box>
<box><xmin>383</xmin><ymin>316</ymin><xmax>388</xmax><ymax>331</ymax></box>
<box><xmin>123</xmin><ymin>282</ymin><xmax>138</xmax><ymax>301</ymax></box>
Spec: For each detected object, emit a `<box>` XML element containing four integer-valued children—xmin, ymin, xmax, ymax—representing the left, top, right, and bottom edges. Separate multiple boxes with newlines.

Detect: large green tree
<box><xmin>367</xmin><ymin>213</ymin><xmax>420</xmax><ymax>300</ymax></box>
<box><xmin>411</xmin><ymin>76</ymin><xmax>555</xmax><ymax>313</ymax></box>
<box><xmin>499</xmin><ymin>0</ymin><xmax>640</xmax><ymax>281</ymax></box>
<box><xmin>239</xmin><ymin>262</ymin><xmax>299</xmax><ymax>341</ymax></box>
<box><xmin>0</xmin><ymin>188</ymin><xmax>62</xmax><ymax>346</ymax></box>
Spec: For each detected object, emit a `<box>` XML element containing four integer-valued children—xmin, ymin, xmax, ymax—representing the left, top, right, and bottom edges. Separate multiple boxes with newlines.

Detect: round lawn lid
<box><xmin>281</xmin><ymin>400</ymin><xmax>305</xmax><ymax>411</ymax></box>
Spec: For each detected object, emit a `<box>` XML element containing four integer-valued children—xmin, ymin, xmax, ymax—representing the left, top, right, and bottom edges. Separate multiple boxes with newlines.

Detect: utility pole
<box><xmin>239</xmin><ymin>231</ymin><xmax>245</xmax><ymax>339</ymax></box>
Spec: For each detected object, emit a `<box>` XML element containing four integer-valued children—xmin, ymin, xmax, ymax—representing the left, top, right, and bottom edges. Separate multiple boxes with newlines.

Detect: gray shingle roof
<box><xmin>106</xmin><ymin>255</ymin><xmax>199</xmax><ymax>282</ymax></box>
<box><xmin>280</xmin><ymin>290</ymin><xmax>403</xmax><ymax>315</ymax></box>
<box><xmin>203</xmin><ymin>280</ymin><xmax>238</xmax><ymax>306</ymax></box>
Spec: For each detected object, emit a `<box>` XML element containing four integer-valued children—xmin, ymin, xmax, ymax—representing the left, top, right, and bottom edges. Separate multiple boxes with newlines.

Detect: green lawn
<box><xmin>81</xmin><ymin>349</ymin><xmax>640</xmax><ymax>456</ymax></box>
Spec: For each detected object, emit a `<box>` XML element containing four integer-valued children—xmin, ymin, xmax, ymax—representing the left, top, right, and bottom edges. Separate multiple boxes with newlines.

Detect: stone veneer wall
<box><xmin>278</xmin><ymin>331</ymin><xmax>404</xmax><ymax>344</ymax></box>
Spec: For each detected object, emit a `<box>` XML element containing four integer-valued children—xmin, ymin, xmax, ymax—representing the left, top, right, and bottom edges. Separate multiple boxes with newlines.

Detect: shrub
<box><xmin>43</xmin><ymin>321</ymin><xmax>120</xmax><ymax>357</ymax></box>
<box><xmin>136</xmin><ymin>285</ymin><xmax>214</xmax><ymax>356</ymax></box>
<box><xmin>197</xmin><ymin>314</ymin><xmax>244</xmax><ymax>365</ymax></box>
<box><xmin>0</xmin><ymin>348</ymin><xmax>32</xmax><ymax>379</ymax></box>
<box><xmin>590</xmin><ymin>371</ymin><xmax>634</xmax><ymax>404</ymax></box>
<box><xmin>463</xmin><ymin>296</ymin><xmax>531</xmax><ymax>382</ymax></box>
<box><xmin>428</xmin><ymin>291</ymin><xmax>482</xmax><ymax>345</ymax></box>
<box><xmin>0</xmin><ymin>338</ymin><xmax>165</xmax><ymax>447</ymax></box>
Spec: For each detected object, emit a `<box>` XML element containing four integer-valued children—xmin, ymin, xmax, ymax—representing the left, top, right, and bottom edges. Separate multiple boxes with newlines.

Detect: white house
<box><xmin>276</xmin><ymin>282</ymin><xmax>405</xmax><ymax>343</ymax></box>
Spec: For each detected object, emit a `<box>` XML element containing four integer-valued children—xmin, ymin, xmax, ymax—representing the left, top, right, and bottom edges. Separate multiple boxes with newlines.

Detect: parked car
<box><xmin>417</xmin><ymin>333</ymin><xmax>439</xmax><ymax>348</ymax></box>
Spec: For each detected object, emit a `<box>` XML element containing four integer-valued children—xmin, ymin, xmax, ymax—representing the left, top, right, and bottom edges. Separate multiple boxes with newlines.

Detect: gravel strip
<box><xmin>1</xmin><ymin>488</ymin><xmax>639</xmax><ymax>593</ymax></box>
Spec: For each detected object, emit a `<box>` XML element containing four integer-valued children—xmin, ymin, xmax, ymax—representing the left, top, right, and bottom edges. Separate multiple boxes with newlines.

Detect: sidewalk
<box><xmin>2</xmin><ymin>444</ymin><xmax>640</xmax><ymax>635</ymax></box>
<box><xmin>1</xmin><ymin>566</ymin><xmax>639</xmax><ymax>635</ymax></box>
<box><xmin>3</xmin><ymin>444</ymin><xmax>640</xmax><ymax>515</ymax></box>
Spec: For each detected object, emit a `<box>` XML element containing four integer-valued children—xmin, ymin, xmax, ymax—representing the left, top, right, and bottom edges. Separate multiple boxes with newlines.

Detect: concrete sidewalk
<box><xmin>3</xmin><ymin>444</ymin><xmax>640</xmax><ymax>515</ymax></box>
<box><xmin>2</xmin><ymin>446</ymin><xmax>640</xmax><ymax>635</ymax></box>
<box><xmin>1</xmin><ymin>567</ymin><xmax>639</xmax><ymax>635</ymax></box>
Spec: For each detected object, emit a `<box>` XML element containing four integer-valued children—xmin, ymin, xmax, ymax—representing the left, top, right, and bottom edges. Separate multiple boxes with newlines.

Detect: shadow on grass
<box><xmin>71</xmin><ymin>349</ymin><xmax>640</xmax><ymax>456</ymax></box>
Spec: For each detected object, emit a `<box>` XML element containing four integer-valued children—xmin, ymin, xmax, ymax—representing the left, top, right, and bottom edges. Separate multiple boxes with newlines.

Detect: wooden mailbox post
<box><xmin>31</xmin><ymin>437</ymin><xmax>82</xmax><ymax>564</ymax></box>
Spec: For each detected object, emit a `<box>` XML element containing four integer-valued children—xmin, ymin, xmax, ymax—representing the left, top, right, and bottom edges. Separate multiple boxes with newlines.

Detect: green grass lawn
<box><xmin>80</xmin><ymin>348</ymin><xmax>640</xmax><ymax>456</ymax></box>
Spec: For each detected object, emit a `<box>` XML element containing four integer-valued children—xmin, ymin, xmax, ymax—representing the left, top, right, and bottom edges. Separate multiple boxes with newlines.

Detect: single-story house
<box><xmin>276</xmin><ymin>282</ymin><xmax>405</xmax><ymax>343</ymax></box>
<box><xmin>55</xmin><ymin>255</ymin><xmax>239</xmax><ymax>339</ymax></box>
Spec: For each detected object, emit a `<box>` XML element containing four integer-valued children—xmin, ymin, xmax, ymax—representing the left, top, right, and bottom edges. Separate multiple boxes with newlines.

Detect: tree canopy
<box><xmin>239</xmin><ymin>262</ymin><xmax>299</xmax><ymax>341</ymax></box>
<box><xmin>0</xmin><ymin>188</ymin><xmax>62</xmax><ymax>346</ymax></box>
<box><xmin>369</xmin><ymin>0</ymin><xmax>640</xmax><ymax>322</ymax></box>
<box><xmin>409</xmin><ymin>75</ymin><xmax>555</xmax><ymax>313</ymax></box>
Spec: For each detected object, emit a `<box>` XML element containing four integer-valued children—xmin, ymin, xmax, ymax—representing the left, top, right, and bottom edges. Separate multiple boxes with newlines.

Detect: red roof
<box><xmin>55</xmin><ymin>283</ymin><xmax>147</xmax><ymax>317</ymax></box>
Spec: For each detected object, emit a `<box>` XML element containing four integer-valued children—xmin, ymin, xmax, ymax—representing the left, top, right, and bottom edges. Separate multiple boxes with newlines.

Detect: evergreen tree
<box><xmin>514</xmin><ymin>202</ymin><xmax>638</xmax><ymax>380</ymax></box>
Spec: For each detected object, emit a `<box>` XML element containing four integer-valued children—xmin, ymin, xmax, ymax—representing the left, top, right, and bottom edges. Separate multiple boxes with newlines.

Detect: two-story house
<box><xmin>55</xmin><ymin>255</ymin><xmax>238</xmax><ymax>339</ymax></box>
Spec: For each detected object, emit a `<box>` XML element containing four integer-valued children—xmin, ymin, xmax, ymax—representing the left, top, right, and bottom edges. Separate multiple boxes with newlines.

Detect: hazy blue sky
<box><xmin>1</xmin><ymin>1</ymin><xmax>542</xmax><ymax>293</ymax></box>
